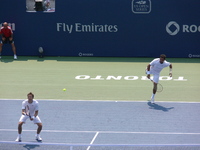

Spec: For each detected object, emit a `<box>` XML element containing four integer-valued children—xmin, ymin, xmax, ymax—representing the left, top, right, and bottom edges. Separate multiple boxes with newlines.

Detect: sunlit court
<box><xmin>0</xmin><ymin>57</ymin><xmax>200</xmax><ymax>150</ymax></box>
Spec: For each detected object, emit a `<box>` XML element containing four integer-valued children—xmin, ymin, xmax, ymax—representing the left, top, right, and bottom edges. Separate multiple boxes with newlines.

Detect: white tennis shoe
<box><xmin>151</xmin><ymin>98</ymin><xmax>155</xmax><ymax>104</ymax></box>
<box><xmin>15</xmin><ymin>136</ymin><xmax>21</xmax><ymax>142</ymax></box>
<box><xmin>36</xmin><ymin>135</ymin><xmax>42</xmax><ymax>141</ymax></box>
<box><xmin>14</xmin><ymin>55</ymin><xmax>17</xmax><ymax>60</ymax></box>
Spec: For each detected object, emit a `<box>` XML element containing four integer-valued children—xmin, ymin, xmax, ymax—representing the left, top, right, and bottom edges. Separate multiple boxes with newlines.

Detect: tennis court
<box><xmin>0</xmin><ymin>100</ymin><xmax>200</xmax><ymax>150</ymax></box>
<box><xmin>0</xmin><ymin>56</ymin><xmax>200</xmax><ymax>149</ymax></box>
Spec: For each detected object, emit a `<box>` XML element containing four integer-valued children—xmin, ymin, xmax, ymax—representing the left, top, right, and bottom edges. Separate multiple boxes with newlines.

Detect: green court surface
<box><xmin>0</xmin><ymin>56</ymin><xmax>199</xmax><ymax>102</ymax></box>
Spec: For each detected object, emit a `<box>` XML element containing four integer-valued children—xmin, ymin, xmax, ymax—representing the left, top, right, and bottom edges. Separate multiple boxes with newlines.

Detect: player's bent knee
<box><xmin>37</xmin><ymin>123</ymin><xmax>42</xmax><ymax>127</ymax></box>
<box><xmin>18</xmin><ymin>122</ymin><xmax>24</xmax><ymax>126</ymax></box>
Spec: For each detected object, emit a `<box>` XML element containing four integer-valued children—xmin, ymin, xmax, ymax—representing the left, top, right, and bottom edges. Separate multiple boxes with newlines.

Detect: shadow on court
<box><xmin>1</xmin><ymin>56</ymin><xmax>200</xmax><ymax>63</ymax></box>
<box><xmin>0</xmin><ymin>58</ymin><xmax>14</xmax><ymax>63</ymax></box>
<box><xmin>0</xmin><ymin>56</ymin><xmax>152</xmax><ymax>63</ymax></box>
<box><xmin>147</xmin><ymin>101</ymin><xmax>174</xmax><ymax>112</ymax></box>
<box><xmin>23</xmin><ymin>144</ymin><xmax>40</xmax><ymax>150</ymax></box>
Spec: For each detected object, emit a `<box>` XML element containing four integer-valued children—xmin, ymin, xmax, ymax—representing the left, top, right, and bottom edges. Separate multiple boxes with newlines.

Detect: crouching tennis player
<box><xmin>146</xmin><ymin>54</ymin><xmax>172</xmax><ymax>103</ymax></box>
<box><xmin>15</xmin><ymin>92</ymin><xmax>43</xmax><ymax>142</ymax></box>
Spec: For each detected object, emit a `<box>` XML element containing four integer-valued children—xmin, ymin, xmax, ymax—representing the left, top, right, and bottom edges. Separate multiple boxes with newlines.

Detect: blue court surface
<box><xmin>0</xmin><ymin>100</ymin><xmax>200</xmax><ymax>150</ymax></box>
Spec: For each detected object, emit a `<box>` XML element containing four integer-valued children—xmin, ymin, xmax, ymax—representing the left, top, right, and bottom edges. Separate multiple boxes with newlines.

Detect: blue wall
<box><xmin>1</xmin><ymin>0</ymin><xmax>200</xmax><ymax>58</ymax></box>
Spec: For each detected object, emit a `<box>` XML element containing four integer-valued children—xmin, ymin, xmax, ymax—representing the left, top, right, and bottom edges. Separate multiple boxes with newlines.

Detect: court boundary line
<box><xmin>86</xmin><ymin>132</ymin><xmax>99</xmax><ymax>150</ymax></box>
<box><xmin>0</xmin><ymin>99</ymin><xmax>200</xmax><ymax>104</ymax></box>
<box><xmin>0</xmin><ymin>141</ymin><xmax>200</xmax><ymax>147</ymax></box>
<box><xmin>1</xmin><ymin>129</ymin><xmax>200</xmax><ymax>135</ymax></box>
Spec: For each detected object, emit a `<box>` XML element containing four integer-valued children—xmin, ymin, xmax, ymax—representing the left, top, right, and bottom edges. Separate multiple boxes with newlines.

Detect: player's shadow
<box><xmin>23</xmin><ymin>143</ymin><xmax>40</xmax><ymax>150</ymax></box>
<box><xmin>0</xmin><ymin>58</ymin><xmax>14</xmax><ymax>63</ymax></box>
<box><xmin>147</xmin><ymin>101</ymin><xmax>174</xmax><ymax>112</ymax></box>
<box><xmin>23</xmin><ymin>141</ymin><xmax>40</xmax><ymax>150</ymax></box>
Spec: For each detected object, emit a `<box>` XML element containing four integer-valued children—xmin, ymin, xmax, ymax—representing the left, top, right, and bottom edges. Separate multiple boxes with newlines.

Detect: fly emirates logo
<box><xmin>56</xmin><ymin>23</ymin><xmax>118</xmax><ymax>33</ymax></box>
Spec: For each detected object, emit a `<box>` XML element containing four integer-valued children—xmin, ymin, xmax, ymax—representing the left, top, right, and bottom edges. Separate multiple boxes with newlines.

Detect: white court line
<box><xmin>1</xmin><ymin>129</ymin><xmax>200</xmax><ymax>135</ymax></box>
<box><xmin>0</xmin><ymin>141</ymin><xmax>200</xmax><ymax>147</ymax></box>
<box><xmin>0</xmin><ymin>99</ymin><xmax>200</xmax><ymax>103</ymax></box>
<box><xmin>86</xmin><ymin>132</ymin><xmax>99</xmax><ymax>150</ymax></box>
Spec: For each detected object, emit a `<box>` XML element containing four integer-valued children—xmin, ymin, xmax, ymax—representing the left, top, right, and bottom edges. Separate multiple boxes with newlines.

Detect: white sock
<box><xmin>151</xmin><ymin>94</ymin><xmax>155</xmax><ymax>99</ymax></box>
<box><xmin>18</xmin><ymin>134</ymin><xmax>22</xmax><ymax>138</ymax></box>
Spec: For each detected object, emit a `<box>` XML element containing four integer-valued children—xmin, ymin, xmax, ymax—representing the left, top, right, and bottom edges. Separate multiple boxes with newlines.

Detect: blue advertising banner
<box><xmin>0</xmin><ymin>0</ymin><xmax>199</xmax><ymax>58</ymax></box>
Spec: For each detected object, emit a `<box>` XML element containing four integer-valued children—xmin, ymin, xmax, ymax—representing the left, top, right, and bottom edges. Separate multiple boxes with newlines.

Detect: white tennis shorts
<box><xmin>146</xmin><ymin>70</ymin><xmax>159</xmax><ymax>83</ymax></box>
<box><xmin>151</xmin><ymin>74</ymin><xmax>159</xmax><ymax>84</ymax></box>
<box><xmin>19</xmin><ymin>115</ymin><xmax>42</xmax><ymax>124</ymax></box>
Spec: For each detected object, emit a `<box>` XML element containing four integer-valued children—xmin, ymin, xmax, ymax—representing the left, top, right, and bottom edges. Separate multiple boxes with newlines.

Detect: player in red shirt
<box><xmin>0</xmin><ymin>22</ymin><xmax>17</xmax><ymax>59</ymax></box>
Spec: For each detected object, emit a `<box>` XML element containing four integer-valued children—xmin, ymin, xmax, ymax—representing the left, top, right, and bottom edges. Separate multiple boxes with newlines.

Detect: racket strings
<box><xmin>25</xmin><ymin>105</ymin><xmax>30</xmax><ymax>116</ymax></box>
<box><xmin>157</xmin><ymin>83</ymin><xmax>163</xmax><ymax>92</ymax></box>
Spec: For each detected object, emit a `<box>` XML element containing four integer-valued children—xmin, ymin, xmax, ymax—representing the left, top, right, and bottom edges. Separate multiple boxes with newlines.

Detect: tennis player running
<box><xmin>15</xmin><ymin>92</ymin><xmax>43</xmax><ymax>142</ymax></box>
<box><xmin>146</xmin><ymin>54</ymin><xmax>172</xmax><ymax>103</ymax></box>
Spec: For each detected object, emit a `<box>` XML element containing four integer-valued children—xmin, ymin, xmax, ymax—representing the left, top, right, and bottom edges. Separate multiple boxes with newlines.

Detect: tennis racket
<box><xmin>149</xmin><ymin>79</ymin><xmax>163</xmax><ymax>92</ymax></box>
<box><xmin>25</xmin><ymin>105</ymin><xmax>31</xmax><ymax>119</ymax></box>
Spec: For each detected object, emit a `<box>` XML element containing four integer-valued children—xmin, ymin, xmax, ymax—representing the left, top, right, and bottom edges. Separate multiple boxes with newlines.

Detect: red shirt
<box><xmin>0</xmin><ymin>26</ymin><xmax>13</xmax><ymax>37</ymax></box>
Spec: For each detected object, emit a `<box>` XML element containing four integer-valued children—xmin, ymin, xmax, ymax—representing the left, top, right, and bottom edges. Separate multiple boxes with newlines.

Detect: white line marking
<box><xmin>0</xmin><ymin>141</ymin><xmax>200</xmax><ymax>147</ymax></box>
<box><xmin>0</xmin><ymin>99</ymin><xmax>200</xmax><ymax>103</ymax></box>
<box><xmin>86</xmin><ymin>132</ymin><xmax>99</xmax><ymax>150</ymax></box>
<box><xmin>0</xmin><ymin>129</ymin><xmax>200</xmax><ymax>135</ymax></box>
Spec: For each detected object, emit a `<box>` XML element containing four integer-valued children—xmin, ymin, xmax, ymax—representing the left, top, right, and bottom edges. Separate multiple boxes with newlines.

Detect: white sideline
<box><xmin>0</xmin><ymin>99</ymin><xmax>200</xmax><ymax>103</ymax></box>
<box><xmin>0</xmin><ymin>141</ymin><xmax>200</xmax><ymax>147</ymax></box>
<box><xmin>0</xmin><ymin>129</ymin><xmax>200</xmax><ymax>135</ymax></box>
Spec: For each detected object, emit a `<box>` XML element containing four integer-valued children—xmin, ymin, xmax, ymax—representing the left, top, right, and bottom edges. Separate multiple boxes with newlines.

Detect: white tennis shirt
<box><xmin>22</xmin><ymin>100</ymin><xmax>39</xmax><ymax>116</ymax></box>
<box><xmin>149</xmin><ymin>58</ymin><xmax>171</xmax><ymax>75</ymax></box>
